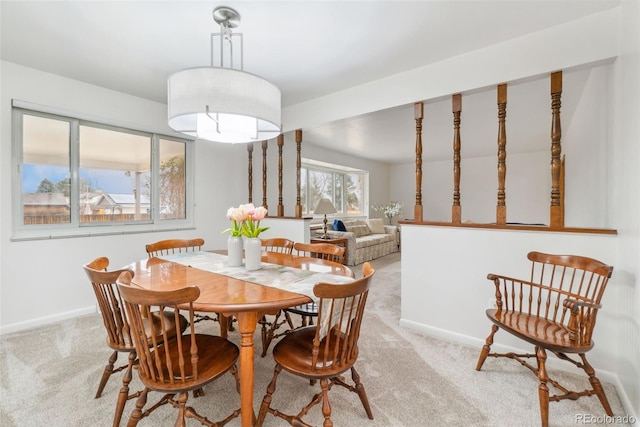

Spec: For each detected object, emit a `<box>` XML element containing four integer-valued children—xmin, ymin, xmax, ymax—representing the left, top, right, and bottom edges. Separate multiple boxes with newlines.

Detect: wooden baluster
<box><xmin>262</xmin><ymin>140</ymin><xmax>268</xmax><ymax>211</ymax></box>
<box><xmin>414</xmin><ymin>102</ymin><xmax>424</xmax><ymax>222</ymax></box>
<box><xmin>452</xmin><ymin>94</ymin><xmax>462</xmax><ymax>224</ymax></box>
<box><xmin>295</xmin><ymin>130</ymin><xmax>303</xmax><ymax>217</ymax></box>
<box><xmin>550</xmin><ymin>71</ymin><xmax>563</xmax><ymax>227</ymax></box>
<box><xmin>277</xmin><ymin>134</ymin><xmax>284</xmax><ymax>216</ymax></box>
<box><xmin>247</xmin><ymin>143</ymin><xmax>253</xmax><ymax>203</ymax></box>
<box><xmin>496</xmin><ymin>84</ymin><xmax>507</xmax><ymax>225</ymax></box>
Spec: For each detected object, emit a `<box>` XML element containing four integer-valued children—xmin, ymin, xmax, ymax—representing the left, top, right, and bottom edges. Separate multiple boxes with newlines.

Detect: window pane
<box><xmin>22</xmin><ymin>114</ymin><xmax>71</xmax><ymax>225</ymax></box>
<box><xmin>346</xmin><ymin>173</ymin><xmax>362</xmax><ymax>215</ymax></box>
<box><xmin>158</xmin><ymin>138</ymin><xmax>186</xmax><ymax>220</ymax></box>
<box><xmin>308</xmin><ymin>170</ymin><xmax>334</xmax><ymax>213</ymax></box>
<box><xmin>79</xmin><ymin>125</ymin><xmax>151</xmax><ymax>223</ymax></box>
<box><xmin>301</xmin><ymin>168</ymin><xmax>308</xmax><ymax>214</ymax></box>
<box><xmin>334</xmin><ymin>173</ymin><xmax>344</xmax><ymax>213</ymax></box>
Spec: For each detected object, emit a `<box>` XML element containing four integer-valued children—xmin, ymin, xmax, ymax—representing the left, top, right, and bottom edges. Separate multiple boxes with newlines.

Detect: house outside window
<box><xmin>301</xmin><ymin>159</ymin><xmax>367</xmax><ymax>217</ymax></box>
<box><xmin>12</xmin><ymin>105</ymin><xmax>193</xmax><ymax>239</ymax></box>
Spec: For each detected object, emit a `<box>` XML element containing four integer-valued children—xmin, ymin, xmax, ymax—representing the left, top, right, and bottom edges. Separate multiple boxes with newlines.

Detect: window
<box><xmin>13</xmin><ymin>106</ymin><xmax>193</xmax><ymax>238</ymax></box>
<box><xmin>301</xmin><ymin>159</ymin><xmax>367</xmax><ymax>217</ymax></box>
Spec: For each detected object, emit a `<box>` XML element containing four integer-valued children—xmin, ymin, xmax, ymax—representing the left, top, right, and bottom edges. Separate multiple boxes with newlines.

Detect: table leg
<box><xmin>235</xmin><ymin>311</ymin><xmax>258</xmax><ymax>427</ymax></box>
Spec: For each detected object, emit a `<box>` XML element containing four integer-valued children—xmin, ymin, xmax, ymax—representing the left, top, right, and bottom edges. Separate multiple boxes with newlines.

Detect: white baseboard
<box><xmin>0</xmin><ymin>305</ymin><xmax>97</xmax><ymax>335</ymax></box>
<box><xmin>399</xmin><ymin>318</ymin><xmax>638</xmax><ymax>425</ymax></box>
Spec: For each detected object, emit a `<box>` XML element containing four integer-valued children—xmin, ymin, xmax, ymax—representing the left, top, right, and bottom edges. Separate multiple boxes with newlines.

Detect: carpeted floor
<box><xmin>0</xmin><ymin>252</ymin><xmax>630</xmax><ymax>426</ymax></box>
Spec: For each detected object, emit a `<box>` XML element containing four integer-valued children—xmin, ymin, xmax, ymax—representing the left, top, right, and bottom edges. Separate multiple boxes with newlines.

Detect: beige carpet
<box><xmin>0</xmin><ymin>252</ymin><xmax>629</xmax><ymax>426</ymax></box>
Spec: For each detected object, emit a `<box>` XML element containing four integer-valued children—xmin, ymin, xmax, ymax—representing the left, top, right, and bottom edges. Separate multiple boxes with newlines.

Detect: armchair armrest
<box><xmin>325</xmin><ymin>230</ymin><xmax>356</xmax><ymax>265</ymax></box>
<box><xmin>562</xmin><ymin>298</ymin><xmax>602</xmax><ymax>344</ymax></box>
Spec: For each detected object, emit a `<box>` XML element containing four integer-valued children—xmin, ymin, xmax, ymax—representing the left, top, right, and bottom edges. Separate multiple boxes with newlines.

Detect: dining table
<box><xmin>124</xmin><ymin>250</ymin><xmax>354</xmax><ymax>427</ymax></box>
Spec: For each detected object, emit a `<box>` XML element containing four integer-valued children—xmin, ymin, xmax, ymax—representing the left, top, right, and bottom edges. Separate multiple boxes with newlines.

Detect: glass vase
<box><xmin>227</xmin><ymin>235</ymin><xmax>243</xmax><ymax>267</ymax></box>
<box><xmin>244</xmin><ymin>237</ymin><xmax>262</xmax><ymax>271</ymax></box>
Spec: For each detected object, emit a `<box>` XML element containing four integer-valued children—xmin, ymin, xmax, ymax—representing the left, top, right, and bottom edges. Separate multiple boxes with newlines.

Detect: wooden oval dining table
<box><xmin>124</xmin><ymin>250</ymin><xmax>353</xmax><ymax>427</ymax></box>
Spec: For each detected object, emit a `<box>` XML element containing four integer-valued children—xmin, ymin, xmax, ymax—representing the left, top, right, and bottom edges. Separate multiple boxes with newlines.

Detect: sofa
<box><xmin>320</xmin><ymin>218</ymin><xmax>399</xmax><ymax>266</ymax></box>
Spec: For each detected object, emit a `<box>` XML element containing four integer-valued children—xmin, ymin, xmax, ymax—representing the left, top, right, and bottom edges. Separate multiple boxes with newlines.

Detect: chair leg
<box><xmin>320</xmin><ymin>378</ymin><xmax>333</xmax><ymax>427</ymax></box>
<box><xmin>113</xmin><ymin>351</ymin><xmax>136</xmax><ymax>427</ymax></box>
<box><xmin>127</xmin><ymin>387</ymin><xmax>148</xmax><ymax>427</ymax></box>
<box><xmin>256</xmin><ymin>364</ymin><xmax>282</xmax><ymax>427</ymax></box>
<box><xmin>580</xmin><ymin>353</ymin><xmax>613</xmax><ymax>416</ymax></box>
<box><xmin>175</xmin><ymin>392</ymin><xmax>188</xmax><ymax>427</ymax></box>
<box><xmin>536</xmin><ymin>346</ymin><xmax>550</xmax><ymax>427</ymax></box>
<box><xmin>96</xmin><ymin>350</ymin><xmax>118</xmax><ymax>398</ymax></box>
<box><xmin>351</xmin><ymin>367</ymin><xmax>373</xmax><ymax>420</ymax></box>
<box><xmin>476</xmin><ymin>324</ymin><xmax>499</xmax><ymax>371</ymax></box>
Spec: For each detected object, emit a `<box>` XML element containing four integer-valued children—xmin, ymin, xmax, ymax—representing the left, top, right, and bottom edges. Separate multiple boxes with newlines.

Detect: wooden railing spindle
<box><xmin>295</xmin><ymin>130</ymin><xmax>303</xmax><ymax>218</ymax></box>
<box><xmin>452</xmin><ymin>94</ymin><xmax>462</xmax><ymax>224</ymax></box>
<box><xmin>414</xmin><ymin>102</ymin><xmax>424</xmax><ymax>222</ymax></box>
<box><xmin>550</xmin><ymin>71</ymin><xmax>563</xmax><ymax>227</ymax></box>
<box><xmin>277</xmin><ymin>134</ymin><xmax>284</xmax><ymax>216</ymax></box>
<box><xmin>262</xmin><ymin>140</ymin><xmax>268</xmax><ymax>211</ymax></box>
<box><xmin>247</xmin><ymin>143</ymin><xmax>253</xmax><ymax>203</ymax></box>
<box><xmin>496</xmin><ymin>84</ymin><xmax>507</xmax><ymax>225</ymax></box>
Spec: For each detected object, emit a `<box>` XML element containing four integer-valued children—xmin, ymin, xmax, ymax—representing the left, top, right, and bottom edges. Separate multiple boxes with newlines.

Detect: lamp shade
<box><xmin>168</xmin><ymin>67</ymin><xmax>281</xmax><ymax>143</ymax></box>
<box><xmin>314</xmin><ymin>198</ymin><xmax>337</xmax><ymax>215</ymax></box>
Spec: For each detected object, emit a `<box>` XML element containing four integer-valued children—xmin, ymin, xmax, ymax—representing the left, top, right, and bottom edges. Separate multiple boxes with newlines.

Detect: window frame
<box><xmin>11</xmin><ymin>103</ymin><xmax>195</xmax><ymax>241</ymax></box>
<box><xmin>301</xmin><ymin>158</ymin><xmax>368</xmax><ymax>218</ymax></box>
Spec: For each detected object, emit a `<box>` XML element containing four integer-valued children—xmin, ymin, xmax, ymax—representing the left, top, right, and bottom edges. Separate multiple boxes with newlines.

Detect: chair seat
<box><xmin>139</xmin><ymin>334</ymin><xmax>239</xmax><ymax>392</ymax></box>
<box><xmin>272</xmin><ymin>326</ymin><xmax>356</xmax><ymax>379</ymax></box>
<box><xmin>486</xmin><ymin>309</ymin><xmax>594</xmax><ymax>353</ymax></box>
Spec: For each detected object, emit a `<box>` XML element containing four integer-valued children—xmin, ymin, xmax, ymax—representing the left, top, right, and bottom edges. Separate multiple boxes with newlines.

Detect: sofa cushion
<box><xmin>333</xmin><ymin>219</ymin><xmax>347</xmax><ymax>232</ymax></box>
<box><xmin>355</xmin><ymin>233</ymin><xmax>395</xmax><ymax>249</ymax></box>
<box><xmin>367</xmin><ymin>218</ymin><xmax>385</xmax><ymax>234</ymax></box>
<box><xmin>350</xmin><ymin>224</ymin><xmax>371</xmax><ymax>238</ymax></box>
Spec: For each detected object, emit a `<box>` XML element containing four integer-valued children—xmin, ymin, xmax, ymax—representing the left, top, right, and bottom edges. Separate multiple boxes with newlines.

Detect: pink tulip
<box><xmin>252</xmin><ymin>206</ymin><xmax>268</xmax><ymax>221</ymax></box>
<box><xmin>239</xmin><ymin>203</ymin><xmax>255</xmax><ymax>216</ymax></box>
<box><xmin>229</xmin><ymin>207</ymin><xmax>247</xmax><ymax>222</ymax></box>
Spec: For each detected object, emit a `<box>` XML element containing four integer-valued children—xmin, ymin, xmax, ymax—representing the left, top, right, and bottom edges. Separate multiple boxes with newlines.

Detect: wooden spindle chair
<box><xmin>256</xmin><ymin>237</ymin><xmax>295</xmax><ymax>355</ymax></box>
<box><xmin>259</xmin><ymin>242</ymin><xmax>353</xmax><ymax>357</ymax></box>
<box><xmin>82</xmin><ymin>257</ymin><xmax>188</xmax><ymax>427</ymax></box>
<box><xmin>144</xmin><ymin>238</ymin><xmax>205</xmax><ymax>258</ymax></box>
<box><xmin>475</xmin><ymin>251</ymin><xmax>614</xmax><ymax>427</ymax></box>
<box><xmin>116</xmin><ymin>271</ymin><xmax>241</xmax><ymax>427</ymax></box>
<box><xmin>260</xmin><ymin>237</ymin><xmax>294</xmax><ymax>254</ymax></box>
<box><xmin>145</xmin><ymin>238</ymin><xmax>229</xmax><ymax>330</ymax></box>
<box><xmin>256</xmin><ymin>262</ymin><xmax>375</xmax><ymax>427</ymax></box>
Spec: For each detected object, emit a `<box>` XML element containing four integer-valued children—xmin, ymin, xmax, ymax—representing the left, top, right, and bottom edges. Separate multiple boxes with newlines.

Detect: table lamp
<box><xmin>315</xmin><ymin>198</ymin><xmax>337</xmax><ymax>239</ymax></box>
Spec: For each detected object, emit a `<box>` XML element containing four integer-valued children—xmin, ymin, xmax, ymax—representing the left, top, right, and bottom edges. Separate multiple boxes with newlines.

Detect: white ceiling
<box><xmin>1</xmin><ymin>0</ymin><xmax>620</xmax><ymax>163</ymax></box>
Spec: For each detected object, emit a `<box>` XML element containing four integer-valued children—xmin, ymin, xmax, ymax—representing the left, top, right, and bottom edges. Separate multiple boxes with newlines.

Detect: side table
<box><xmin>310</xmin><ymin>235</ymin><xmax>349</xmax><ymax>264</ymax></box>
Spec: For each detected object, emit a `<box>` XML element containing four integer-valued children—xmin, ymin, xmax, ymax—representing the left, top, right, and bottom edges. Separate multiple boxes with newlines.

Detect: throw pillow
<box><xmin>333</xmin><ymin>219</ymin><xmax>347</xmax><ymax>232</ymax></box>
<box><xmin>367</xmin><ymin>218</ymin><xmax>386</xmax><ymax>234</ymax></box>
<box><xmin>350</xmin><ymin>224</ymin><xmax>371</xmax><ymax>238</ymax></box>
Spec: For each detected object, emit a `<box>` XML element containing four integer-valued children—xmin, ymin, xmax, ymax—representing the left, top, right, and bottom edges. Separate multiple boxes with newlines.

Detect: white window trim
<box><xmin>11</xmin><ymin>101</ymin><xmax>196</xmax><ymax>241</ymax></box>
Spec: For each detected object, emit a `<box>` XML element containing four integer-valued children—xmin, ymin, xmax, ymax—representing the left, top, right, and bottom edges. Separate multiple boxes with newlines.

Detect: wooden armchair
<box><xmin>475</xmin><ymin>251</ymin><xmax>614</xmax><ymax>427</ymax></box>
<box><xmin>256</xmin><ymin>262</ymin><xmax>375</xmax><ymax>427</ymax></box>
<box><xmin>116</xmin><ymin>271</ymin><xmax>241</xmax><ymax>427</ymax></box>
<box><xmin>82</xmin><ymin>257</ymin><xmax>188</xmax><ymax>427</ymax></box>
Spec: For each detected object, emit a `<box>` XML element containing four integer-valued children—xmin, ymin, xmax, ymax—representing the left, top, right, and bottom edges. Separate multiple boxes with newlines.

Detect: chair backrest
<box><xmin>312</xmin><ymin>262</ymin><xmax>375</xmax><ymax>373</ymax></box>
<box><xmin>82</xmin><ymin>257</ymin><xmax>136</xmax><ymax>350</ymax></box>
<box><xmin>261</xmin><ymin>238</ymin><xmax>294</xmax><ymax>254</ymax></box>
<box><xmin>145</xmin><ymin>238</ymin><xmax>204</xmax><ymax>258</ymax></box>
<box><xmin>293</xmin><ymin>242</ymin><xmax>345</xmax><ymax>263</ymax></box>
<box><xmin>498</xmin><ymin>251</ymin><xmax>613</xmax><ymax>344</ymax></box>
<box><xmin>116</xmin><ymin>271</ymin><xmax>200</xmax><ymax>388</ymax></box>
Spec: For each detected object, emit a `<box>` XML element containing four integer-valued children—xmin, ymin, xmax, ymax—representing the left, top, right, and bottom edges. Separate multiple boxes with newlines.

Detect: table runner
<box><xmin>157</xmin><ymin>251</ymin><xmax>354</xmax><ymax>302</ymax></box>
